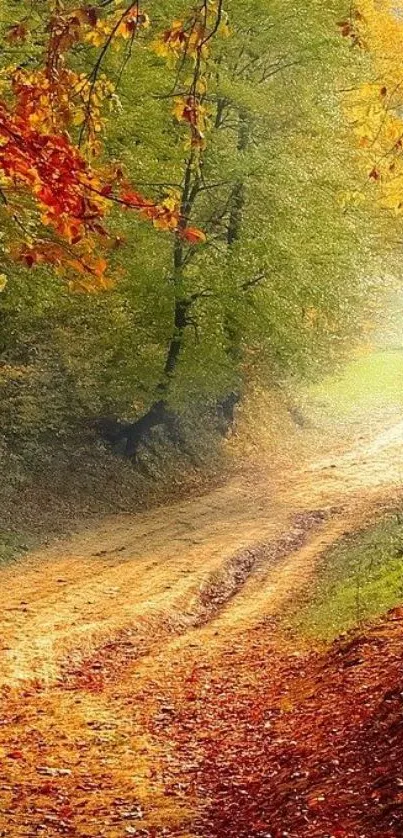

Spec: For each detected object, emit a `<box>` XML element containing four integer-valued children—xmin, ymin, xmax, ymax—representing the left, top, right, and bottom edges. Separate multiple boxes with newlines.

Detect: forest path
<box><xmin>1</xmin><ymin>411</ymin><xmax>403</xmax><ymax>836</ymax></box>
<box><xmin>1</xmin><ymin>411</ymin><xmax>403</xmax><ymax>686</ymax></box>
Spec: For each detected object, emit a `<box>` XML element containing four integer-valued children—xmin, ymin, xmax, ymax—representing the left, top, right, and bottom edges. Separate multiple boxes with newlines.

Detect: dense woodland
<box><xmin>0</xmin><ymin>1</ymin><xmax>398</xmax><ymax>528</ymax></box>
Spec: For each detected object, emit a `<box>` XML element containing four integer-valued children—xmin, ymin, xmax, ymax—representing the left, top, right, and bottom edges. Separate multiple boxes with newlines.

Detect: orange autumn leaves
<box><xmin>0</xmin><ymin>94</ymin><xmax>114</xmax><ymax>289</ymax></box>
<box><xmin>0</xmin><ymin>2</ymin><xmax>219</xmax><ymax>290</ymax></box>
<box><xmin>156</xmin><ymin>5</ymin><xmax>230</xmax><ymax>153</ymax></box>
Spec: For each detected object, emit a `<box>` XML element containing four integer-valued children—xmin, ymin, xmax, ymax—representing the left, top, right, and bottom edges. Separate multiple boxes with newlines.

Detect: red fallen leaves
<box><xmin>1</xmin><ymin>604</ymin><xmax>403</xmax><ymax>836</ymax></box>
<box><xmin>149</xmin><ymin>609</ymin><xmax>403</xmax><ymax>837</ymax></box>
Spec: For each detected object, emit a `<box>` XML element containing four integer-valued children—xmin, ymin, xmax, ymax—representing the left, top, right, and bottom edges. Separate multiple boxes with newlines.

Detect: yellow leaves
<box><xmin>85</xmin><ymin>20</ymin><xmax>113</xmax><ymax>48</ymax></box>
<box><xmin>152</xmin><ymin>20</ymin><xmax>187</xmax><ymax>65</ymax></box>
<box><xmin>338</xmin><ymin>191</ymin><xmax>366</xmax><ymax>210</ymax></box>
<box><xmin>218</xmin><ymin>11</ymin><xmax>231</xmax><ymax>38</ymax></box>
<box><xmin>196</xmin><ymin>76</ymin><xmax>208</xmax><ymax>96</ymax></box>
<box><xmin>160</xmin><ymin>190</ymin><xmax>180</xmax><ymax>213</ymax></box>
<box><xmin>188</xmin><ymin>27</ymin><xmax>210</xmax><ymax>60</ymax></box>
<box><xmin>151</xmin><ymin>191</ymin><xmax>181</xmax><ymax>230</ymax></box>
<box><xmin>152</xmin><ymin>4</ymin><xmax>227</xmax><ymax>65</ymax></box>
<box><xmin>172</xmin><ymin>97</ymin><xmax>186</xmax><ymax>122</ymax></box>
<box><xmin>341</xmin><ymin>2</ymin><xmax>403</xmax><ymax>215</ymax></box>
<box><xmin>67</xmin><ymin>272</ymin><xmax>114</xmax><ymax>294</ymax></box>
<box><xmin>342</xmin><ymin>1</ymin><xmax>403</xmax><ymax>221</ymax></box>
<box><xmin>86</xmin><ymin>7</ymin><xmax>150</xmax><ymax>47</ymax></box>
<box><xmin>152</xmin><ymin>5</ymin><xmax>229</xmax><ymax>159</ymax></box>
<box><xmin>172</xmin><ymin>91</ymin><xmax>211</xmax><ymax>155</ymax></box>
<box><xmin>384</xmin><ymin>118</ymin><xmax>403</xmax><ymax>147</ymax></box>
<box><xmin>378</xmin><ymin>176</ymin><xmax>403</xmax><ymax>214</ymax></box>
<box><xmin>20</xmin><ymin>238</ymin><xmax>114</xmax><ymax>293</ymax></box>
<box><xmin>72</xmin><ymin>111</ymin><xmax>85</xmax><ymax>127</ymax></box>
<box><xmin>0</xmin><ymin>274</ymin><xmax>8</xmax><ymax>292</ymax></box>
<box><xmin>117</xmin><ymin>185</ymin><xmax>205</xmax><ymax>242</ymax></box>
<box><xmin>173</xmin><ymin>95</ymin><xmax>208</xmax><ymax>128</ymax></box>
<box><xmin>66</xmin><ymin>255</ymin><xmax>112</xmax><ymax>292</ymax></box>
<box><xmin>9</xmin><ymin>64</ymin><xmax>115</xmax><ymax>155</ymax></box>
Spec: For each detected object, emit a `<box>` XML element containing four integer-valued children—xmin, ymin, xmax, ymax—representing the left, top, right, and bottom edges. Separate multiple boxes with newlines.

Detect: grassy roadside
<box><xmin>0</xmin><ymin>531</ymin><xmax>34</xmax><ymax>564</ymax></box>
<box><xmin>0</xmin><ymin>387</ymin><xmax>300</xmax><ymax>567</ymax></box>
<box><xmin>287</xmin><ymin>349</ymin><xmax>403</xmax><ymax>643</ymax></box>
<box><xmin>290</xmin><ymin>510</ymin><xmax>403</xmax><ymax>643</ymax></box>
<box><xmin>2</xmin><ymin>349</ymin><xmax>403</xmax><ymax>569</ymax></box>
<box><xmin>302</xmin><ymin>349</ymin><xmax>403</xmax><ymax>423</ymax></box>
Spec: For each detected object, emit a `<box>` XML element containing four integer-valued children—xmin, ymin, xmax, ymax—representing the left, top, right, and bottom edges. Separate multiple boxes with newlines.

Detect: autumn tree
<box><xmin>0</xmin><ymin>0</ymin><xmax>390</xmax><ymax>470</ymax></box>
<box><xmin>0</xmin><ymin>1</ymin><xmax>209</xmax><ymax>291</ymax></box>
<box><xmin>340</xmin><ymin>1</ymin><xmax>403</xmax><ymax>218</ymax></box>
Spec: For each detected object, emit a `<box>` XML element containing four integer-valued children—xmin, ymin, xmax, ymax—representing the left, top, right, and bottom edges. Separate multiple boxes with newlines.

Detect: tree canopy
<box><xmin>0</xmin><ymin>1</ymin><xmax>394</xmax><ymax>471</ymax></box>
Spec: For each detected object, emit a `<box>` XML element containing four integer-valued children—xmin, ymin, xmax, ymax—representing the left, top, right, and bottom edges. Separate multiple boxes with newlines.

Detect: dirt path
<box><xmin>1</xmin><ymin>412</ymin><xmax>403</xmax><ymax>685</ymax></box>
<box><xmin>1</xmin><ymin>412</ymin><xmax>403</xmax><ymax>836</ymax></box>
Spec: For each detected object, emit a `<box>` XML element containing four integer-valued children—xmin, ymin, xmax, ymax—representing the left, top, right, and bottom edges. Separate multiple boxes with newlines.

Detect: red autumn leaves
<box><xmin>0</xmin><ymin>3</ymin><xmax>208</xmax><ymax>288</ymax></box>
<box><xmin>0</xmin><ymin>100</ymin><xmax>205</xmax><ymax>263</ymax></box>
<box><xmin>0</xmin><ymin>105</ymin><xmax>106</xmax><ymax>241</ymax></box>
<box><xmin>0</xmin><ymin>99</ymin><xmax>205</xmax><ymax>284</ymax></box>
<box><xmin>146</xmin><ymin>609</ymin><xmax>403</xmax><ymax>837</ymax></box>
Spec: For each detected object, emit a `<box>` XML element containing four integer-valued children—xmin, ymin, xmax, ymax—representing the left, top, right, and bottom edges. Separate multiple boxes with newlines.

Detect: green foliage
<box><xmin>0</xmin><ymin>0</ymin><xmax>395</xmax><ymax>475</ymax></box>
<box><xmin>0</xmin><ymin>532</ymin><xmax>31</xmax><ymax>564</ymax></box>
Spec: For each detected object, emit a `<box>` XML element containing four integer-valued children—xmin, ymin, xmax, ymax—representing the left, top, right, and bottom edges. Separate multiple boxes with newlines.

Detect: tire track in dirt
<box><xmin>60</xmin><ymin>508</ymin><xmax>330</xmax><ymax>690</ymax></box>
<box><xmin>2</xmin><ymin>411</ymin><xmax>403</xmax><ymax>688</ymax></box>
<box><xmin>0</xmin><ymin>413</ymin><xmax>403</xmax><ymax>836</ymax></box>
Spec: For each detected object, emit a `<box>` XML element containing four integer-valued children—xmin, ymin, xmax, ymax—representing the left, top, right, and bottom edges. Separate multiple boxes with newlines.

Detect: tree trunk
<box><xmin>227</xmin><ymin>108</ymin><xmax>250</xmax><ymax>246</ymax></box>
<box><xmin>97</xmin><ymin>156</ymin><xmax>200</xmax><ymax>460</ymax></box>
<box><xmin>162</xmin><ymin>297</ymin><xmax>191</xmax><ymax>379</ymax></box>
<box><xmin>101</xmin><ymin>295</ymin><xmax>193</xmax><ymax>460</ymax></box>
<box><xmin>218</xmin><ymin>108</ymin><xmax>251</xmax><ymax>434</ymax></box>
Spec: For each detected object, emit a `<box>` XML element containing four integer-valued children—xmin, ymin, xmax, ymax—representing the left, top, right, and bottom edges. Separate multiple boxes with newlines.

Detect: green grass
<box><xmin>304</xmin><ymin>350</ymin><xmax>403</xmax><ymax>420</ymax></box>
<box><xmin>0</xmin><ymin>532</ymin><xmax>32</xmax><ymax>564</ymax></box>
<box><xmin>292</xmin><ymin>512</ymin><xmax>403</xmax><ymax>643</ymax></box>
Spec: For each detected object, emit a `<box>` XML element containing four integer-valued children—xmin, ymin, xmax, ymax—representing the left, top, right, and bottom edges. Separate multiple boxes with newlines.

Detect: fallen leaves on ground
<box><xmin>1</xmin><ymin>591</ymin><xmax>403</xmax><ymax>836</ymax></box>
<box><xmin>141</xmin><ymin>609</ymin><xmax>403</xmax><ymax>837</ymax></box>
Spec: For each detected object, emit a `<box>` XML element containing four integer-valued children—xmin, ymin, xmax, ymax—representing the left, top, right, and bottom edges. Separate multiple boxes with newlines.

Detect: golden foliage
<box><xmin>344</xmin><ymin>2</ymin><xmax>403</xmax><ymax>214</ymax></box>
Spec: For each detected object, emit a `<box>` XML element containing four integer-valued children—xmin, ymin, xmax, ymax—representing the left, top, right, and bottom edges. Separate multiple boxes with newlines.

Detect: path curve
<box><xmin>1</xmin><ymin>412</ymin><xmax>403</xmax><ymax>837</ymax></box>
<box><xmin>1</xmin><ymin>411</ymin><xmax>403</xmax><ymax>686</ymax></box>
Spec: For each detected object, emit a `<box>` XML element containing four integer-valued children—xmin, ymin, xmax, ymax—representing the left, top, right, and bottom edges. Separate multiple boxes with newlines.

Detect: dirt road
<box><xmin>1</xmin><ymin>411</ymin><xmax>403</xmax><ymax>836</ymax></box>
